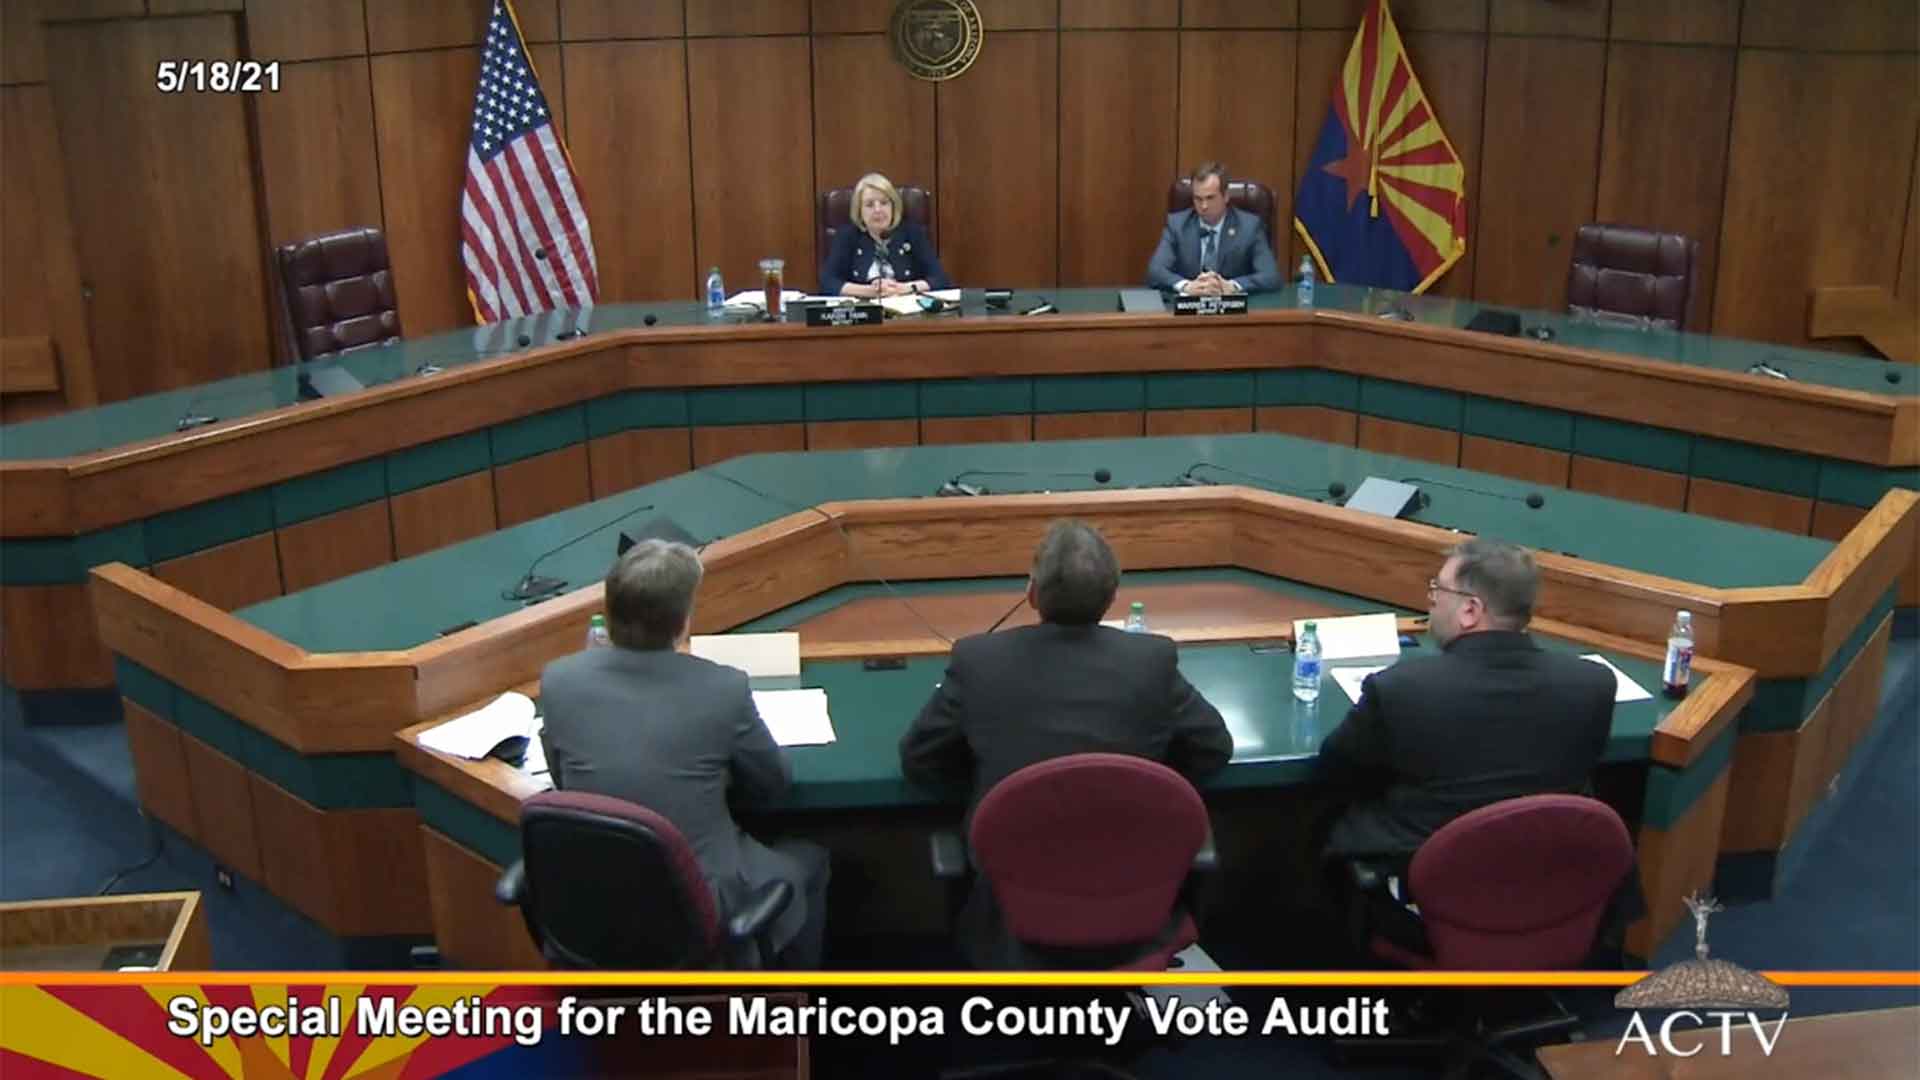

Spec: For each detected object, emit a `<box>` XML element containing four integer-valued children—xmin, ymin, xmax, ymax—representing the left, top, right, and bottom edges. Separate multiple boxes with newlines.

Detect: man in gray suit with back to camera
<box><xmin>1148</xmin><ymin>161</ymin><xmax>1281</xmax><ymax>296</ymax></box>
<box><xmin>539</xmin><ymin>540</ymin><xmax>830</xmax><ymax>968</ymax></box>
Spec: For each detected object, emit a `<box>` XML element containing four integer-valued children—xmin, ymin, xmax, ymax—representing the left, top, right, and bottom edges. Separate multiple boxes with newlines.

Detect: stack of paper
<box><xmin>691</xmin><ymin>632</ymin><xmax>801</xmax><ymax>677</ymax></box>
<box><xmin>419</xmin><ymin>692</ymin><xmax>538</xmax><ymax>759</ymax></box>
<box><xmin>753</xmin><ymin>688</ymin><xmax>836</xmax><ymax>746</ymax></box>
<box><xmin>1293</xmin><ymin>612</ymin><xmax>1401</xmax><ymax>661</ymax></box>
<box><xmin>1330</xmin><ymin>666</ymin><xmax>1387</xmax><ymax>705</ymax></box>
<box><xmin>724</xmin><ymin>289</ymin><xmax>805</xmax><ymax>309</ymax></box>
<box><xmin>876</xmin><ymin>288</ymin><xmax>963</xmax><ymax>317</ymax></box>
<box><xmin>1579</xmin><ymin>654</ymin><xmax>1654</xmax><ymax>702</ymax></box>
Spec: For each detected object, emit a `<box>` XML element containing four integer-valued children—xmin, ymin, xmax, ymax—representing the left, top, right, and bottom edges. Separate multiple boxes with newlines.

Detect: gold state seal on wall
<box><xmin>890</xmin><ymin>0</ymin><xmax>983</xmax><ymax>82</ymax></box>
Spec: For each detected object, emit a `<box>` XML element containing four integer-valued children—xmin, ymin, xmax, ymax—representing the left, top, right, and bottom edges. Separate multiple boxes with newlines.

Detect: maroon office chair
<box><xmin>274</xmin><ymin>226</ymin><xmax>402</xmax><ymax>363</ymax></box>
<box><xmin>961</xmin><ymin>753</ymin><xmax>1212</xmax><ymax>970</ymax></box>
<box><xmin>1345</xmin><ymin>795</ymin><xmax>1635</xmax><ymax>1078</ymax></box>
<box><xmin>1565</xmin><ymin>223</ymin><xmax>1700</xmax><ymax>330</ymax></box>
<box><xmin>495</xmin><ymin>791</ymin><xmax>792</xmax><ymax>970</ymax></box>
<box><xmin>817</xmin><ymin>184</ymin><xmax>935</xmax><ymax>287</ymax></box>
<box><xmin>1166</xmin><ymin>178</ymin><xmax>1278</xmax><ymax>244</ymax></box>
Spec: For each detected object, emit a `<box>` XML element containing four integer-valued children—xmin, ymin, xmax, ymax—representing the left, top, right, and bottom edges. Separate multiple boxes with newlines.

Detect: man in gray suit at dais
<box><xmin>539</xmin><ymin>539</ymin><xmax>830</xmax><ymax>968</ymax></box>
<box><xmin>1147</xmin><ymin>160</ymin><xmax>1281</xmax><ymax>296</ymax></box>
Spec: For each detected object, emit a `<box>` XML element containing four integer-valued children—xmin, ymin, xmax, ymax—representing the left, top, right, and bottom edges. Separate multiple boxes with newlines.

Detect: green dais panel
<box><xmin>270</xmin><ymin>458</ymin><xmax>386</xmax><ymax>529</ymax></box>
<box><xmin>1570</xmin><ymin>416</ymin><xmax>1691</xmax><ymax>473</ymax></box>
<box><xmin>1692</xmin><ymin>436</ymin><xmax>1819</xmax><ymax>498</ymax></box>
<box><xmin>414</xmin><ymin>780</ymin><xmax>520</xmax><ymax>866</ymax></box>
<box><xmin>489</xmin><ymin>405</ymin><xmax>587</xmax><ymax>466</ymax></box>
<box><xmin>1742</xmin><ymin>589</ymin><xmax>1897</xmax><ymax>733</ymax></box>
<box><xmin>144</xmin><ymin>490</ymin><xmax>275</xmax><ymax>564</ymax></box>
<box><xmin>386</xmin><ymin>432</ymin><xmax>490</xmax><ymax>495</ymax></box>
<box><xmin>585</xmin><ymin>390</ymin><xmax>690</xmax><ymax>437</ymax></box>
<box><xmin>115</xmin><ymin>656</ymin><xmax>174</xmax><ymax>719</ymax></box>
<box><xmin>687</xmin><ymin>386</ymin><xmax>805</xmax><ymax>426</ymax></box>
<box><xmin>1358</xmin><ymin>378</ymin><xmax>1463</xmax><ymax>429</ymax></box>
<box><xmin>1146</xmin><ymin>372</ymin><xmax>1255</xmax><ymax>410</ymax></box>
<box><xmin>1642</xmin><ymin>721</ymin><xmax>1738</xmax><ymax>830</ymax></box>
<box><xmin>1816</xmin><ymin>461</ymin><xmax>1920</xmax><ymax>509</ymax></box>
<box><xmin>0</xmin><ymin>523</ymin><xmax>146</xmax><ymax>586</ymax></box>
<box><xmin>1462</xmin><ymin>396</ymin><xmax>1574</xmax><ymax>451</ymax></box>
<box><xmin>919</xmin><ymin>378</ymin><xmax>1033</xmax><ymax>418</ymax></box>
<box><xmin>1255</xmin><ymin>369</ymin><xmax>1360</xmax><ymax>410</ymax></box>
<box><xmin>803</xmin><ymin>381</ymin><xmax>919</xmax><ymax>422</ymax></box>
<box><xmin>1032</xmin><ymin>375</ymin><xmax>1146</xmax><ymax>413</ymax></box>
<box><xmin>174</xmin><ymin>690</ymin><xmax>269</xmax><ymax>769</ymax></box>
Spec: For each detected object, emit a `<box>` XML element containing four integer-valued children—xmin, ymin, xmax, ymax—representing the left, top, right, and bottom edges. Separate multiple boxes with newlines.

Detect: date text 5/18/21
<box><xmin>156</xmin><ymin>61</ymin><xmax>280</xmax><ymax>94</ymax></box>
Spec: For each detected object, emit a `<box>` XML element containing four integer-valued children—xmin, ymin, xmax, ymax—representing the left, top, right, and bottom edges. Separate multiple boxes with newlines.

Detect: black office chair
<box><xmin>496</xmin><ymin>791</ymin><xmax>792</xmax><ymax>969</ymax></box>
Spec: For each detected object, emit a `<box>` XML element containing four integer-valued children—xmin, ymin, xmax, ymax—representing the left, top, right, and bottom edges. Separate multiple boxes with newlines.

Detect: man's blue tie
<box><xmin>1200</xmin><ymin>229</ymin><xmax>1216</xmax><ymax>273</ymax></box>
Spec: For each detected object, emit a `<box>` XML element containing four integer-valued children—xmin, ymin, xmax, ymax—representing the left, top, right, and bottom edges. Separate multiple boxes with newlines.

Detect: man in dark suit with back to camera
<box><xmin>899</xmin><ymin>520</ymin><xmax>1233</xmax><ymax>964</ymax></box>
<box><xmin>539</xmin><ymin>540</ymin><xmax>830</xmax><ymax>968</ymax></box>
<box><xmin>1318</xmin><ymin>537</ymin><xmax>1615</xmax><ymax>868</ymax></box>
<box><xmin>1147</xmin><ymin>161</ymin><xmax>1282</xmax><ymax>296</ymax></box>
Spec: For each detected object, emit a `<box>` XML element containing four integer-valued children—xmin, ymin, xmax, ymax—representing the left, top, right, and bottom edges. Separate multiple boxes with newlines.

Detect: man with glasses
<box><xmin>1316</xmin><ymin>538</ymin><xmax>1615</xmax><ymax>868</ymax></box>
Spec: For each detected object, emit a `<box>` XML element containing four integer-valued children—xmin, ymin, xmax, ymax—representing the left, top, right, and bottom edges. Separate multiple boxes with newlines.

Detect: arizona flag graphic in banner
<box><xmin>1294</xmin><ymin>0</ymin><xmax>1467</xmax><ymax>293</ymax></box>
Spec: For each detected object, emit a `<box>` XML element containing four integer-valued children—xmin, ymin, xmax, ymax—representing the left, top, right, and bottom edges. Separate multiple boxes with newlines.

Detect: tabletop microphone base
<box><xmin>504</xmin><ymin>574</ymin><xmax>566</xmax><ymax>602</ymax></box>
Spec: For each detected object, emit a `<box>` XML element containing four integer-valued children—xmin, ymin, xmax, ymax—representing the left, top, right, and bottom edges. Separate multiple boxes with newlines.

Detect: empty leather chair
<box><xmin>496</xmin><ymin>791</ymin><xmax>794</xmax><ymax>969</ymax></box>
<box><xmin>275</xmin><ymin>226</ymin><xmax>402</xmax><ymax>362</ymax></box>
<box><xmin>1166</xmin><ymin>178</ymin><xmax>1278</xmax><ymax>245</ymax></box>
<box><xmin>1566</xmin><ymin>223</ymin><xmax>1700</xmax><ymax>330</ymax></box>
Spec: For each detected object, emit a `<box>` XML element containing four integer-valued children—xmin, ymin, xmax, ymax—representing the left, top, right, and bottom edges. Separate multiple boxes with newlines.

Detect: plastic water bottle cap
<box><xmin>1131</xmin><ymin>602</ymin><xmax>1144</xmax><ymax>611</ymax></box>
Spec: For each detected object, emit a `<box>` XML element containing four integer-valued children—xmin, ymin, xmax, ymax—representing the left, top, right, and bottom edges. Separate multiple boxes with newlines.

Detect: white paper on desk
<box><xmin>753</xmin><ymin>688</ymin><xmax>836</xmax><ymax>747</ymax></box>
<box><xmin>1294</xmin><ymin>612</ymin><xmax>1401</xmax><ymax>662</ymax></box>
<box><xmin>876</xmin><ymin>289</ymin><xmax>964</xmax><ymax>317</ymax></box>
<box><xmin>1580</xmin><ymin>654</ymin><xmax>1654</xmax><ymax>703</ymax></box>
<box><xmin>691</xmin><ymin>632</ymin><xmax>801</xmax><ymax>678</ymax></box>
<box><xmin>1330</xmin><ymin>666</ymin><xmax>1388</xmax><ymax>705</ymax></box>
<box><xmin>418</xmin><ymin>692</ymin><xmax>537</xmax><ymax>759</ymax></box>
<box><xmin>724</xmin><ymin>289</ymin><xmax>804</xmax><ymax>308</ymax></box>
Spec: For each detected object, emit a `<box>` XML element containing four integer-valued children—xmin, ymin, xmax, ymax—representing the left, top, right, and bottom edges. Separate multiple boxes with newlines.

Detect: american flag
<box><xmin>460</xmin><ymin>0</ymin><xmax>598</xmax><ymax>323</ymax></box>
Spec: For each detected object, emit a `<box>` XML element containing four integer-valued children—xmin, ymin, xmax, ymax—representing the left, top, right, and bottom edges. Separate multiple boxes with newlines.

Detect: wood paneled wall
<box><xmin>1</xmin><ymin>0</ymin><xmax>1916</xmax><ymax>410</ymax></box>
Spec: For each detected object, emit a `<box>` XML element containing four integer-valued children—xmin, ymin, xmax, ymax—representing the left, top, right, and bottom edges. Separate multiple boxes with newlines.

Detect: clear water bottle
<box><xmin>1296</xmin><ymin>255</ymin><xmax>1316</xmax><ymax>308</ymax></box>
<box><xmin>586</xmin><ymin>614</ymin><xmax>611</xmax><ymax>649</ymax></box>
<box><xmin>1662</xmin><ymin>610</ymin><xmax>1694</xmax><ymax>699</ymax></box>
<box><xmin>1123</xmin><ymin>601</ymin><xmax>1147</xmax><ymax>633</ymax></box>
<box><xmin>1292</xmin><ymin>621</ymin><xmax>1322</xmax><ymax>702</ymax></box>
<box><xmin>705</xmin><ymin>266</ymin><xmax>725</xmax><ymax>312</ymax></box>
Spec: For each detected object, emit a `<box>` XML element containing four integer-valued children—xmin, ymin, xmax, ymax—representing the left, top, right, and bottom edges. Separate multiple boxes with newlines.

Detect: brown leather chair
<box><xmin>817</xmin><ymin>184</ymin><xmax>935</xmax><ymax>283</ymax></box>
<box><xmin>1166</xmin><ymin>178</ymin><xmax>1278</xmax><ymax>243</ymax></box>
<box><xmin>275</xmin><ymin>226</ymin><xmax>402</xmax><ymax>362</ymax></box>
<box><xmin>1566</xmin><ymin>223</ymin><xmax>1699</xmax><ymax>330</ymax></box>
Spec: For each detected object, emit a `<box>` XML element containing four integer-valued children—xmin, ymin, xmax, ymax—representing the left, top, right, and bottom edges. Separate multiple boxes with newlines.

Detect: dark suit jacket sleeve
<box><xmin>906</xmin><ymin>223</ymin><xmax>952</xmax><ymax>290</ymax></box>
<box><xmin>819</xmin><ymin>224</ymin><xmax>860</xmax><ymax>295</ymax></box>
<box><xmin>1146</xmin><ymin>216</ymin><xmax>1184</xmax><ymax>289</ymax></box>
<box><xmin>899</xmin><ymin>653</ymin><xmax>974</xmax><ymax>792</ymax></box>
<box><xmin>1229</xmin><ymin>213</ymin><xmax>1281</xmax><ymax>294</ymax></box>
<box><xmin>1165</xmin><ymin>648</ymin><xmax>1233</xmax><ymax>777</ymax></box>
<box><xmin>1317</xmin><ymin>672</ymin><xmax>1391</xmax><ymax>785</ymax></box>
<box><xmin>727</xmin><ymin>673</ymin><xmax>792</xmax><ymax>804</ymax></box>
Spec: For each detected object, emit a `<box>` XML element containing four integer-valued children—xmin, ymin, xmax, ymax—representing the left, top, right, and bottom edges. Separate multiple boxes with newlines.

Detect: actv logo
<box><xmin>1614</xmin><ymin>1010</ymin><xmax>1789</xmax><ymax>1057</ymax></box>
<box><xmin>1611</xmin><ymin>895</ymin><xmax>1791</xmax><ymax>1057</ymax></box>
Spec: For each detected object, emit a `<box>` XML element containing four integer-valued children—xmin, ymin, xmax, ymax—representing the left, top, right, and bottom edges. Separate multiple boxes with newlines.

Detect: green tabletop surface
<box><xmin>3</xmin><ymin>283</ymin><xmax>1907</xmax><ymax>462</ymax></box>
<box><xmin>237</xmin><ymin>434</ymin><xmax>1833</xmax><ymax>654</ymax></box>
<box><xmin>518</xmin><ymin>569</ymin><xmax>1687</xmax><ymax>812</ymax></box>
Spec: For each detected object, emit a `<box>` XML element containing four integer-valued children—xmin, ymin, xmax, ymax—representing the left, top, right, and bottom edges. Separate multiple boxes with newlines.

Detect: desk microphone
<box><xmin>983</xmin><ymin>591</ymin><xmax>1030</xmax><ymax>635</ymax></box>
<box><xmin>1400</xmin><ymin>476</ymin><xmax>1545</xmax><ymax>511</ymax></box>
<box><xmin>502</xmin><ymin>502</ymin><xmax>655</xmax><ymax>602</ymax></box>
<box><xmin>1173</xmin><ymin>462</ymin><xmax>1347</xmax><ymax>502</ymax></box>
<box><xmin>937</xmin><ymin>468</ymin><xmax>1111</xmax><ymax>497</ymax></box>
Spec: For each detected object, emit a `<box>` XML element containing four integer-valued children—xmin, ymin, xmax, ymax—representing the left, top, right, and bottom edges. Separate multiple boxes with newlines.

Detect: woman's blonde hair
<box><xmin>850</xmin><ymin>172</ymin><xmax>902</xmax><ymax>230</ymax></box>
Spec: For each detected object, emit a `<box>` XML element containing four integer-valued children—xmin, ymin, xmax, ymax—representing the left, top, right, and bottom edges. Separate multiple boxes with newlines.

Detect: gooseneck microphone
<box><xmin>502</xmin><ymin>502</ymin><xmax>656</xmax><ymax>602</ymax></box>
<box><xmin>1400</xmin><ymin>476</ymin><xmax>1545</xmax><ymax>511</ymax></box>
<box><xmin>937</xmin><ymin>468</ymin><xmax>1112</xmax><ymax>497</ymax></box>
<box><xmin>983</xmin><ymin>592</ymin><xmax>1030</xmax><ymax>635</ymax></box>
<box><xmin>1173</xmin><ymin>462</ymin><xmax>1347</xmax><ymax>502</ymax></box>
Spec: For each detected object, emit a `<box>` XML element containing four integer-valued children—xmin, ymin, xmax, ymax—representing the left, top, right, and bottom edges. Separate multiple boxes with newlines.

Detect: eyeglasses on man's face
<box><xmin>1428</xmin><ymin>577</ymin><xmax>1479</xmax><ymax>602</ymax></box>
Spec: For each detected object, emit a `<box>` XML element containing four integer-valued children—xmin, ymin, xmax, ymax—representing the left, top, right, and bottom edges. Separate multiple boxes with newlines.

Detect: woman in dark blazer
<box><xmin>819</xmin><ymin>172</ymin><xmax>951</xmax><ymax>297</ymax></box>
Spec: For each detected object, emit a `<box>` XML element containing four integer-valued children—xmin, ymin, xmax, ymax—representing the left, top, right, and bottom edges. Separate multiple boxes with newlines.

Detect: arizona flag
<box><xmin>1294</xmin><ymin>0</ymin><xmax>1467</xmax><ymax>293</ymax></box>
